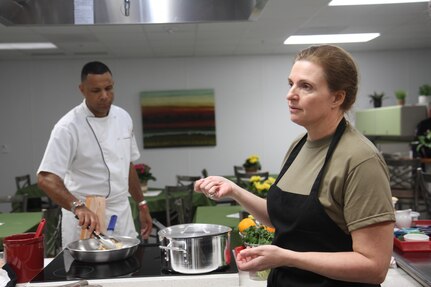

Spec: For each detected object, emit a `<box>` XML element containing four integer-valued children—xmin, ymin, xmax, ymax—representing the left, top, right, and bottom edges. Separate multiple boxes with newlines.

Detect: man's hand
<box><xmin>139</xmin><ymin>206</ymin><xmax>153</xmax><ymax>239</ymax></box>
<box><xmin>75</xmin><ymin>206</ymin><xmax>101</xmax><ymax>235</ymax></box>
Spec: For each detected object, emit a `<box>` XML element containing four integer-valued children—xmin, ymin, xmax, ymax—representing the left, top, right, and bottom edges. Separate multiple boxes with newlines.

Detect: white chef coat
<box><xmin>37</xmin><ymin>100</ymin><xmax>141</xmax><ymax>247</ymax></box>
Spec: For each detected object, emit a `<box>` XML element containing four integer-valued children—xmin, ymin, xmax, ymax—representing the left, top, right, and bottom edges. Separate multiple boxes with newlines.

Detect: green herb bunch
<box><xmin>242</xmin><ymin>225</ymin><xmax>275</xmax><ymax>246</ymax></box>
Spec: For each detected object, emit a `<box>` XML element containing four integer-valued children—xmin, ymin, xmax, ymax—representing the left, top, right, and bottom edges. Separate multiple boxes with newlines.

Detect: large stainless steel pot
<box><xmin>158</xmin><ymin>223</ymin><xmax>232</xmax><ymax>274</ymax></box>
<box><xmin>66</xmin><ymin>236</ymin><xmax>140</xmax><ymax>263</ymax></box>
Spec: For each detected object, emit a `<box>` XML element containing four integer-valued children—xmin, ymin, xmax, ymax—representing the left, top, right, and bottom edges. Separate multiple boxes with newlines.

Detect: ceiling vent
<box><xmin>0</xmin><ymin>0</ymin><xmax>269</xmax><ymax>26</ymax></box>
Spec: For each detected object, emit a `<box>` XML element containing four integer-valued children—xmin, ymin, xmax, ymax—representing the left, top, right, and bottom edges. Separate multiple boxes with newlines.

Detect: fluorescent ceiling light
<box><xmin>329</xmin><ymin>0</ymin><xmax>428</xmax><ymax>6</ymax></box>
<box><xmin>0</xmin><ymin>43</ymin><xmax>57</xmax><ymax>50</ymax></box>
<box><xmin>284</xmin><ymin>33</ymin><xmax>380</xmax><ymax>45</ymax></box>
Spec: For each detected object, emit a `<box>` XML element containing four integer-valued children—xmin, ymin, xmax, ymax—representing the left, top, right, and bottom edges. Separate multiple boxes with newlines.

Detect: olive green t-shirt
<box><xmin>277</xmin><ymin>121</ymin><xmax>395</xmax><ymax>233</ymax></box>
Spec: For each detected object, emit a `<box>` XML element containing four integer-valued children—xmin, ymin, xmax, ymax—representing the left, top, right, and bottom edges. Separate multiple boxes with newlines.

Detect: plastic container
<box><xmin>3</xmin><ymin>232</ymin><xmax>44</xmax><ymax>283</ymax></box>
<box><xmin>404</xmin><ymin>233</ymin><xmax>429</xmax><ymax>242</ymax></box>
<box><xmin>393</xmin><ymin>236</ymin><xmax>431</xmax><ymax>252</ymax></box>
<box><xmin>412</xmin><ymin>220</ymin><xmax>431</xmax><ymax>227</ymax></box>
<box><xmin>395</xmin><ymin>209</ymin><xmax>412</xmax><ymax>229</ymax></box>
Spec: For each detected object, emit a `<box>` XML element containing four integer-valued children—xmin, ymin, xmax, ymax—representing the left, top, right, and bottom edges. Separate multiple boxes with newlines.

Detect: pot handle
<box><xmin>159</xmin><ymin>245</ymin><xmax>186</xmax><ymax>253</ymax></box>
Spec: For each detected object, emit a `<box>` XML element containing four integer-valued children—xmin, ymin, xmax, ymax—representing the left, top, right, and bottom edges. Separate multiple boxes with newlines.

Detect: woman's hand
<box><xmin>236</xmin><ymin>245</ymin><xmax>285</xmax><ymax>272</ymax></box>
<box><xmin>194</xmin><ymin>176</ymin><xmax>239</xmax><ymax>201</ymax></box>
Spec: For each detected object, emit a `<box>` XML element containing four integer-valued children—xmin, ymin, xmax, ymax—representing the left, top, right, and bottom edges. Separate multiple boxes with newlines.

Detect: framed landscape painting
<box><xmin>140</xmin><ymin>89</ymin><xmax>216</xmax><ymax>148</ymax></box>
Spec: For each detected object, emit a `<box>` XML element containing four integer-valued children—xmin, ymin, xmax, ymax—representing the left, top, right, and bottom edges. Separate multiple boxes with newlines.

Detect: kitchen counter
<box><xmin>23</xmin><ymin>274</ymin><xmax>239</xmax><ymax>287</ymax></box>
<box><xmin>20</xmin><ymin>264</ymin><xmax>422</xmax><ymax>287</ymax></box>
<box><xmin>18</xmin><ymin>206</ymin><xmax>427</xmax><ymax>287</ymax></box>
<box><xmin>18</xmin><ymin>248</ymin><xmax>424</xmax><ymax>287</ymax></box>
<box><xmin>22</xmin><ymin>244</ymin><xmax>239</xmax><ymax>287</ymax></box>
<box><xmin>239</xmin><ymin>267</ymin><xmax>423</xmax><ymax>287</ymax></box>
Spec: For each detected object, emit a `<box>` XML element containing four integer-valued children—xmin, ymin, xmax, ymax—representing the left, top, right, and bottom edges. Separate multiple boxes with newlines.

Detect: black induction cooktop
<box><xmin>30</xmin><ymin>243</ymin><xmax>238</xmax><ymax>283</ymax></box>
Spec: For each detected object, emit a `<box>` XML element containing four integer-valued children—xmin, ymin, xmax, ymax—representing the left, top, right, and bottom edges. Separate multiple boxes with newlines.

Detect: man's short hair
<box><xmin>81</xmin><ymin>61</ymin><xmax>112</xmax><ymax>82</ymax></box>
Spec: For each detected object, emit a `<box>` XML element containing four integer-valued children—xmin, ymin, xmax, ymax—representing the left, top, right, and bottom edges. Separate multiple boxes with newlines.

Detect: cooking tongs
<box><xmin>75</xmin><ymin>215</ymin><xmax>117</xmax><ymax>250</ymax></box>
<box><xmin>92</xmin><ymin>230</ymin><xmax>117</xmax><ymax>250</ymax></box>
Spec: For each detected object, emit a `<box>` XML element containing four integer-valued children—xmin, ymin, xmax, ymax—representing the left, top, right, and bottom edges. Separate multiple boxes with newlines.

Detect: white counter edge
<box><xmin>20</xmin><ymin>273</ymin><xmax>239</xmax><ymax>287</ymax></box>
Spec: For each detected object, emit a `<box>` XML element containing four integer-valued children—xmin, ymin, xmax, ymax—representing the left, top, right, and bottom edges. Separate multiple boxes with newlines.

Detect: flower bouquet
<box><xmin>248</xmin><ymin>176</ymin><xmax>275</xmax><ymax>198</ymax></box>
<box><xmin>134</xmin><ymin>163</ymin><xmax>156</xmax><ymax>192</ymax></box>
<box><xmin>242</xmin><ymin>155</ymin><xmax>262</xmax><ymax>172</ymax></box>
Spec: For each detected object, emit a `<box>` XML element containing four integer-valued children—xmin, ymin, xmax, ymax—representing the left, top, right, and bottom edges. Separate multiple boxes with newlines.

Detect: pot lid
<box><xmin>158</xmin><ymin>223</ymin><xmax>231</xmax><ymax>239</ymax></box>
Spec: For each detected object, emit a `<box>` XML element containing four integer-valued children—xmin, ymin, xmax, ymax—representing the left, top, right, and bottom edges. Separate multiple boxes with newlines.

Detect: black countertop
<box><xmin>393</xmin><ymin>248</ymin><xmax>431</xmax><ymax>286</ymax></box>
<box><xmin>31</xmin><ymin>243</ymin><xmax>238</xmax><ymax>283</ymax></box>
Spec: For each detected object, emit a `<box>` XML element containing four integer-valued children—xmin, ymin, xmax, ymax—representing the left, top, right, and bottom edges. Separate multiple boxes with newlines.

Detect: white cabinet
<box><xmin>355</xmin><ymin>106</ymin><xmax>427</xmax><ymax>136</ymax></box>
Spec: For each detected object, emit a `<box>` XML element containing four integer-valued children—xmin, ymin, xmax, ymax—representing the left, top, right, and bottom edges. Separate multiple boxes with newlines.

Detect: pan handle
<box><xmin>153</xmin><ymin>218</ymin><xmax>166</xmax><ymax>230</ymax></box>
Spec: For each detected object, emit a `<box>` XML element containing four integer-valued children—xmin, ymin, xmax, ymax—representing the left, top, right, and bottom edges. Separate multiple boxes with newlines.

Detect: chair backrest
<box><xmin>416</xmin><ymin>167</ymin><xmax>431</xmax><ymax>215</ymax></box>
<box><xmin>176</xmin><ymin>175</ymin><xmax>202</xmax><ymax>186</ymax></box>
<box><xmin>15</xmin><ymin>174</ymin><xmax>31</xmax><ymax>191</ymax></box>
<box><xmin>201</xmin><ymin>169</ymin><xmax>208</xmax><ymax>178</ymax></box>
<box><xmin>233</xmin><ymin>165</ymin><xmax>245</xmax><ymax>174</ymax></box>
<box><xmin>385</xmin><ymin>158</ymin><xmax>421</xmax><ymax>190</ymax></box>
<box><xmin>234</xmin><ymin>168</ymin><xmax>269</xmax><ymax>188</ymax></box>
<box><xmin>385</xmin><ymin>157</ymin><xmax>421</xmax><ymax>210</ymax></box>
<box><xmin>164</xmin><ymin>184</ymin><xmax>194</xmax><ymax>226</ymax></box>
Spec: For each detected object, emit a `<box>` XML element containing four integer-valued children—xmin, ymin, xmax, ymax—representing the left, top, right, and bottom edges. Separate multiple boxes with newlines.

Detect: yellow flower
<box><xmin>248</xmin><ymin>155</ymin><xmax>259</xmax><ymax>164</ymax></box>
<box><xmin>265</xmin><ymin>177</ymin><xmax>276</xmax><ymax>185</ymax></box>
<box><xmin>253</xmin><ymin>182</ymin><xmax>264</xmax><ymax>191</ymax></box>
<box><xmin>249</xmin><ymin>176</ymin><xmax>276</xmax><ymax>198</ymax></box>
<box><xmin>243</xmin><ymin>154</ymin><xmax>262</xmax><ymax>170</ymax></box>
<box><xmin>249</xmin><ymin>175</ymin><xmax>262</xmax><ymax>182</ymax></box>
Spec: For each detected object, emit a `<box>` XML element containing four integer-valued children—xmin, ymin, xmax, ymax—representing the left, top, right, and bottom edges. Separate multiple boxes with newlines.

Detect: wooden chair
<box><xmin>385</xmin><ymin>157</ymin><xmax>421</xmax><ymax>210</ymax></box>
<box><xmin>15</xmin><ymin>174</ymin><xmax>31</xmax><ymax>191</ymax></box>
<box><xmin>176</xmin><ymin>175</ymin><xmax>202</xmax><ymax>187</ymax></box>
<box><xmin>415</xmin><ymin>168</ymin><xmax>431</xmax><ymax>217</ymax></box>
<box><xmin>165</xmin><ymin>184</ymin><xmax>194</xmax><ymax>226</ymax></box>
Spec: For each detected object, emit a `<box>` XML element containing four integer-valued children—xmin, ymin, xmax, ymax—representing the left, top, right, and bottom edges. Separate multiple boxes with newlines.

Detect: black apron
<box><xmin>266</xmin><ymin>118</ymin><xmax>380</xmax><ymax>287</ymax></box>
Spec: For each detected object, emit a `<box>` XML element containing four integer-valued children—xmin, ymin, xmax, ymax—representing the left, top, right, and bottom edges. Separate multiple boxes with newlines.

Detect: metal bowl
<box><xmin>66</xmin><ymin>236</ymin><xmax>140</xmax><ymax>263</ymax></box>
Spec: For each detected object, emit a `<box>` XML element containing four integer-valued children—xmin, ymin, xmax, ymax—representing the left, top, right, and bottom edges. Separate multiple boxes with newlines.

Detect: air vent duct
<box><xmin>0</xmin><ymin>0</ymin><xmax>269</xmax><ymax>26</ymax></box>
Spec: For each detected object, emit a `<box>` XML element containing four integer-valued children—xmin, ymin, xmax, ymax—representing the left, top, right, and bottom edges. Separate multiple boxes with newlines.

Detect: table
<box><xmin>17</xmin><ymin>185</ymin><xmax>215</xmax><ymax>213</ymax></box>
<box><xmin>194</xmin><ymin>205</ymin><xmax>243</xmax><ymax>247</ymax></box>
<box><xmin>14</xmin><ymin>185</ymin><xmax>216</xmax><ymax>251</ymax></box>
<box><xmin>141</xmin><ymin>188</ymin><xmax>215</xmax><ymax>212</ymax></box>
<box><xmin>0</xmin><ymin>212</ymin><xmax>43</xmax><ymax>249</ymax></box>
<box><xmin>130</xmin><ymin>188</ymin><xmax>216</xmax><ymax>228</ymax></box>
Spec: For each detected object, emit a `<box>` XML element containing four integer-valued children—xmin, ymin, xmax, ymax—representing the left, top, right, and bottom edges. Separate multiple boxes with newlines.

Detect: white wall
<box><xmin>1</xmin><ymin>49</ymin><xmax>431</xmax><ymax>212</ymax></box>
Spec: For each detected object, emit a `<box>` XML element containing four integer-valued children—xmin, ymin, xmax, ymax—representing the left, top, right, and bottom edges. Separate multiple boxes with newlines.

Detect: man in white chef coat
<box><xmin>37</xmin><ymin>61</ymin><xmax>152</xmax><ymax>248</ymax></box>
